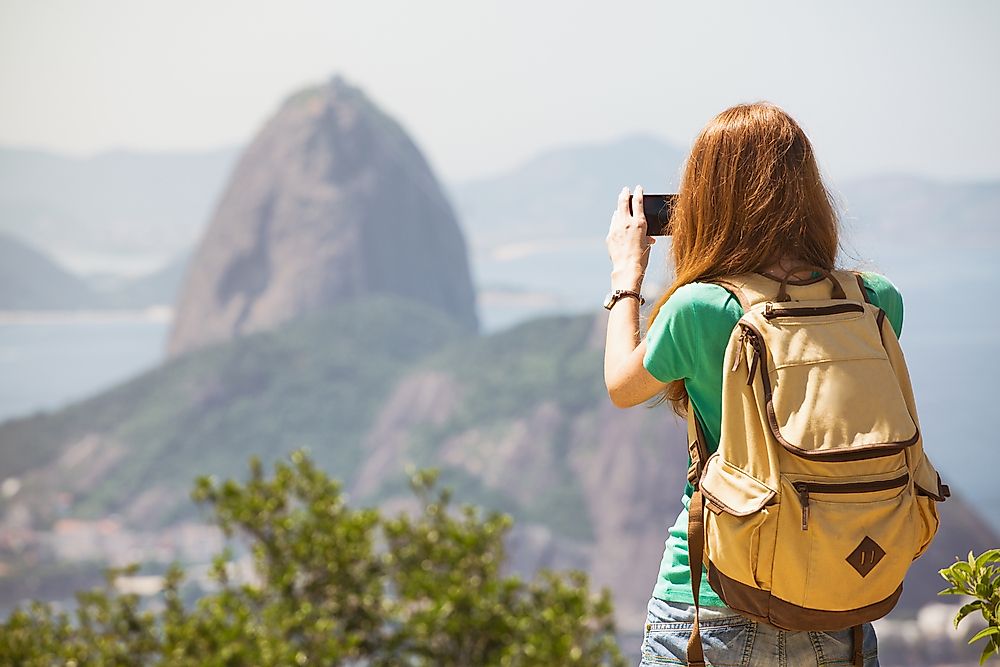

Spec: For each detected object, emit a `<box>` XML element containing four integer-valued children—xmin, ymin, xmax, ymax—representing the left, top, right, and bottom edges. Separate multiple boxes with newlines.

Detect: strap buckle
<box><xmin>687</xmin><ymin>438</ymin><xmax>703</xmax><ymax>487</ymax></box>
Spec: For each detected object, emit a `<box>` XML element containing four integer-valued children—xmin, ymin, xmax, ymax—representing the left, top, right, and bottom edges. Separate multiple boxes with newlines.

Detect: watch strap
<box><xmin>605</xmin><ymin>289</ymin><xmax>644</xmax><ymax>309</ymax></box>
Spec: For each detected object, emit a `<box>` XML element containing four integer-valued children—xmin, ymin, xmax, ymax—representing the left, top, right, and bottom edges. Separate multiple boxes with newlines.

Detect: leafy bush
<box><xmin>0</xmin><ymin>451</ymin><xmax>625</xmax><ymax>666</ymax></box>
<box><xmin>939</xmin><ymin>549</ymin><xmax>1000</xmax><ymax>664</ymax></box>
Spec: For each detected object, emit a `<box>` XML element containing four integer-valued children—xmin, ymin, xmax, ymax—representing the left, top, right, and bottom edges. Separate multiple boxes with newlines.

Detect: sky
<box><xmin>1</xmin><ymin>0</ymin><xmax>998</xmax><ymax>184</ymax></box>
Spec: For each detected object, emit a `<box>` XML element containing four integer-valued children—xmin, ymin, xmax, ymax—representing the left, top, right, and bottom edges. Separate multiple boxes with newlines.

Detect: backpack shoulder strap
<box><xmin>851</xmin><ymin>270</ymin><xmax>873</xmax><ymax>304</ymax></box>
<box><xmin>685</xmin><ymin>403</ymin><xmax>710</xmax><ymax>667</ymax></box>
<box><xmin>709</xmin><ymin>268</ymin><xmax>870</xmax><ymax>309</ymax></box>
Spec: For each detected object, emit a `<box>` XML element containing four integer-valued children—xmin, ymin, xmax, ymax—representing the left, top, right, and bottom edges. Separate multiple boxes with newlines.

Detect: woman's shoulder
<box><xmin>854</xmin><ymin>270</ymin><xmax>900</xmax><ymax>294</ymax></box>
<box><xmin>853</xmin><ymin>270</ymin><xmax>903</xmax><ymax>305</ymax></box>
<box><xmin>853</xmin><ymin>270</ymin><xmax>904</xmax><ymax>338</ymax></box>
<box><xmin>659</xmin><ymin>282</ymin><xmax>744</xmax><ymax>320</ymax></box>
<box><xmin>668</xmin><ymin>281</ymin><xmax>743</xmax><ymax>307</ymax></box>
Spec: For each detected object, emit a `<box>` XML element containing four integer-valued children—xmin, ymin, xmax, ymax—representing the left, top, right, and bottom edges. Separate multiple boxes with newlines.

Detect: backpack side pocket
<box><xmin>700</xmin><ymin>455</ymin><xmax>778</xmax><ymax>592</ymax></box>
<box><xmin>911</xmin><ymin>454</ymin><xmax>946</xmax><ymax>558</ymax></box>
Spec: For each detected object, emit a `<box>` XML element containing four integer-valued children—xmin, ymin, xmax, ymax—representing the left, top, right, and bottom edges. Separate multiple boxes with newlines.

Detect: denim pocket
<box><xmin>640</xmin><ymin>615</ymin><xmax>755</xmax><ymax>666</ymax></box>
<box><xmin>807</xmin><ymin>623</ymin><xmax>879</xmax><ymax>666</ymax></box>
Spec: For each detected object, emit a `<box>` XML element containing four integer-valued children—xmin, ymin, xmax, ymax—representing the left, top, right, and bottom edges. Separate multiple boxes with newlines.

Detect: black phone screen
<box><xmin>627</xmin><ymin>193</ymin><xmax>677</xmax><ymax>236</ymax></box>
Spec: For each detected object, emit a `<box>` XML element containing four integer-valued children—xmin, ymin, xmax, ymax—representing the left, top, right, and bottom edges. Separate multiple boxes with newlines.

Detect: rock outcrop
<box><xmin>167</xmin><ymin>75</ymin><xmax>478</xmax><ymax>357</ymax></box>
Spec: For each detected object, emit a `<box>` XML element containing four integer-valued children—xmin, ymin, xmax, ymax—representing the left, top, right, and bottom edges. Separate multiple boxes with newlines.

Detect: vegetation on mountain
<box><xmin>0</xmin><ymin>451</ymin><xmax>625</xmax><ymax>666</ymax></box>
<box><xmin>0</xmin><ymin>295</ymin><xmax>467</xmax><ymax>524</ymax></box>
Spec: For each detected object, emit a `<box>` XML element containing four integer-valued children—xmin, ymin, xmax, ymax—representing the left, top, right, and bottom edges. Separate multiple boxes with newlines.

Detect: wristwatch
<box><xmin>603</xmin><ymin>289</ymin><xmax>644</xmax><ymax>310</ymax></box>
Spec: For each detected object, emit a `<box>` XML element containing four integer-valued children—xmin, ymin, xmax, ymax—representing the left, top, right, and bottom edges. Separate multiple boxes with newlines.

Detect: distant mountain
<box><xmin>0</xmin><ymin>231</ymin><xmax>190</xmax><ymax>310</ymax></box>
<box><xmin>167</xmin><ymin>75</ymin><xmax>478</xmax><ymax>357</ymax></box>
<box><xmin>0</xmin><ymin>295</ymin><xmax>992</xmax><ymax>635</ymax></box>
<box><xmin>453</xmin><ymin>133</ymin><xmax>686</xmax><ymax>246</ymax></box>
<box><xmin>0</xmin><ymin>231</ymin><xmax>100</xmax><ymax>309</ymax></box>
<box><xmin>839</xmin><ymin>174</ymin><xmax>1000</xmax><ymax>248</ymax></box>
<box><xmin>0</xmin><ymin>145</ymin><xmax>237</xmax><ymax>275</ymax></box>
<box><xmin>86</xmin><ymin>249</ymin><xmax>192</xmax><ymax>309</ymax></box>
<box><xmin>448</xmin><ymin>136</ymin><xmax>1000</xmax><ymax>316</ymax></box>
<box><xmin>836</xmin><ymin>174</ymin><xmax>1000</xmax><ymax>288</ymax></box>
<box><xmin>449</xmin><ymin>134</ymin><xmax>687</xmax><ymax>317</ymax></box>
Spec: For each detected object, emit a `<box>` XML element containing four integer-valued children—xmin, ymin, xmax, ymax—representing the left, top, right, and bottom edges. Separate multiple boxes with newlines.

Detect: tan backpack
<box><xmin>683</xmin><ymin>266</ymin><xmax>950</xmax><ymax>667</ymax></box>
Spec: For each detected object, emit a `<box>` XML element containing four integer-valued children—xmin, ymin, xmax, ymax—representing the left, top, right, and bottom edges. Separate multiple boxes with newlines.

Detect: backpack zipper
<box><xmin>763</xmin><ymin>302</ymin><xmax>865</xmax><ymax>320</ymax></box>
<box><xmin>737</xmin><ymin>324</ymin><xmax>762</xmax><ymax>387</ymax></box>
<box><xmin>730</xmin><ymin>328</ymin><xmax>759</xmax><ymax>386</ymax></box>
<box><xmin>792</xmin><ymin>473</ymin><xmax>910</xmax><ymax>530</ymax></box>
<box><xmin>731</xmin><ymin>329</ymin><xmax>747</xmax><ymax>372</ymax></box>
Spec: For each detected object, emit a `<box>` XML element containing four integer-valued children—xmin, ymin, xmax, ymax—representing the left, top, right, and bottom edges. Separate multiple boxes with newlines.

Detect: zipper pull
<box><xmin>731</xmin><ymin>329</ymin><xmax>747</xmax><ymax>372</ymax></box>
<box><xmin>746</xmin><ymin>339</ymin><xmax>759</xmax><ymax>387</ymax></box>
<box><xmin>795</xmin><ymin>483</ymin><xmax>810</xmax><ymax>530</ymax></box>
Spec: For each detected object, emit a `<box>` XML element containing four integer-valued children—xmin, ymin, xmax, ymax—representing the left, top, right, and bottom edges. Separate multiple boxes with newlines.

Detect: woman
<box><xmin>603</xmin><ymin>102</ymin><xmax>898</xmax><ymax>666</ymax></box>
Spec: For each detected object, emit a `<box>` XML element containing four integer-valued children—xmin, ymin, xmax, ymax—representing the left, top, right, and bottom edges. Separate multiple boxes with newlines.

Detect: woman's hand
<box><xmin>606</xmin><ymin>185</ymin><xmax>656</xmax><ymax>290</ymax></box>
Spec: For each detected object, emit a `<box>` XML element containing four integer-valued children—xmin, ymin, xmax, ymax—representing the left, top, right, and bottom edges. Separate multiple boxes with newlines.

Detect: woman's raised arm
<box><xmin>603</xmin><ymin>185</ymin><xmax>665</xmax><ymax>408</ymax></box>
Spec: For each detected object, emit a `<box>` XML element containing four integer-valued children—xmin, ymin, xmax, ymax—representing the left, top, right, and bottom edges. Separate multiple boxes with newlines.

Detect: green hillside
<box><xmin>0</xmin><ymin>296</ymin><xmax>608</xmax><ymax>541</ymax></box>
<box><xmin>391</xmin><ymin>313</ymin><xmax>606</xmax><ymax>539</ymax></box>
<box><xmin>0</xmin><ymin>295</ymin><xmax>468</xmax><ymax>524</ymax></box>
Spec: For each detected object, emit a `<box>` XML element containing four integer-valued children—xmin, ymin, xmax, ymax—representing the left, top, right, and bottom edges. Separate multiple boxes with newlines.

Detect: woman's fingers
<box><xmin>633</xmin><ymin>184</ymin><xmax>645</xmax><ymax>224</ymax></box>
<box><xmin>617</xmin><ymin>186</ymin><xmax>630</xmax><ymax>215</ymax></box>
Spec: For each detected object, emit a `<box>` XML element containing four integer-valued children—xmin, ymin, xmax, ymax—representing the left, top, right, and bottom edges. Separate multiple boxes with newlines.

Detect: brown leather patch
<box><xmin>707</xmin><ymin>563</ymin><xmax>903</xmax><ymax>631</ymax></box>
<box><xmin>847</xmin><ymin>536</ymin><xmax>886</xmax><ymax>577</ymax></box>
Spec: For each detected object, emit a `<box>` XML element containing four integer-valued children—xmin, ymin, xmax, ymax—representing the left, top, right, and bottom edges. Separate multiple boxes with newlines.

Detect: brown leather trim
<box><xmin>914</xmin><ymin>485</ymin><xmax>944</xmax><ymax>501</ymax></box>
<box><xmin>707</xmin><ymin>278</ymin><xmax>751</xmax><ymax>312</ymax></box>
<box><xmin>742</xmin><ymin>321</ymin><xmax>920</xmax><ymax>461</ymax></box>
<box><xmin>876</xmin><ymin>307</ymin><xmax>887</xmax><ymax>333</ymax></box>
<box><xmin>794</xmin><ymin>473</ymin><xmax>908</xmax><ymax>495</ymax></box>
<box><xmin>754</xmin><ymin>270</ymin><xmax>829</xmax><ymax>286</ymax></box>
<box><xmin>701</xmin><ymin>465</ymin><xmax>777</xmax><ymax>516</ymax></box>
<box><xmin>707</xmin><ymin>564</ymin><xmax>903</xmax><ymax>631</ymax></box>
<box><xmin>915</xmin><ymin>472</ymin><xmax>950</xmax><ymax>502</ymax></box>
<box><xmin>763</xmin><ymin>302</ymin><xmax>864</xmax><ymax>320</ymax></box>
<box><xmin>773</xmin><ymin>265</ymin><xmax>847</xmax><ymax>302</ymax></box>
<box><xmin>687</xmin><ymin>487</ymin><xmax>708</xmax><ymax>666</ymax></box>
<box><xmin>687</xmin><ymin>401</ymin><xmax>711</xmax><ymax>481</ymax></box>
<box><xmin>853</xmin><ymin>272</ymin><xmax>872</xmax><ymax>304</ymax></box>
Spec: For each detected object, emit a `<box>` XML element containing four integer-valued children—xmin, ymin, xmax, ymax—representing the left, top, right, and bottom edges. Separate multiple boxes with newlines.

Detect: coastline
<box><xmin>0</xmin><ymin>306</ymin><xmax>173</xmax><ymax>325</ymax></box>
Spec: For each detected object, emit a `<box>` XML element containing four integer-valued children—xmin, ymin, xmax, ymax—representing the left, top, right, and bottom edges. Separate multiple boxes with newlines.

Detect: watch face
<box><xmin>603</xmin><ymin>291</ymin><xmax>615</xmax><ymax>309</ymax></box>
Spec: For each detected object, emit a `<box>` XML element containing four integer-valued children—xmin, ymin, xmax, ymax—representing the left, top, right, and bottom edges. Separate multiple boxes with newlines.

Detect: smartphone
<box><xmin>627</xmin><ymin>193</ymin><xmax>677</xmax><ymax>236</ymax></box>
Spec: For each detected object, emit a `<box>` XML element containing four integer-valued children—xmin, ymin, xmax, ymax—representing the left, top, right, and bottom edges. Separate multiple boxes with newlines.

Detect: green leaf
<box><xmin>954</xmin><ymin>562</ymin><xmax>975</xmax><ymax>577</ymax></box>
<box><xmin>975</xmin><ymin>549</ymin><xmax>1000</xmax><ymax>569</ymax></box>
<box><xmin>956</xmin><ymin>601</ymin><xmax>984</xmax><ymax>628</ymax></box>
<box><xmin>980</xmin><ymin>638</ymin><xmax>998</xmax><ymax>665</ymax></box>
<box><xmin>969</xmin><ymin>625</ymin><xmax>1000</xmax><ymax>644</ymax></box>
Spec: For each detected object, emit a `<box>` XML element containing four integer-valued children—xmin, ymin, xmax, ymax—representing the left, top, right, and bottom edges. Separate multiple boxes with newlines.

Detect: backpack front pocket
<box><xmin>740</xmin><ymin>314</ymin><xmax>919</xmax><ymax>461</ymax></box>
<box><xmin>770</xmin><ymin>471</ymin><xmax>916</xmax><ymax>614</ymax></box>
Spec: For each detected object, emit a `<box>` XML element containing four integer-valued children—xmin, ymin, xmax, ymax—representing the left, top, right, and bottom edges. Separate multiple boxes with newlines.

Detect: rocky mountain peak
<box><xmin>167</xmin><ymin>74</ymin><xmax>478</xmax><ymax>358</ymax></box>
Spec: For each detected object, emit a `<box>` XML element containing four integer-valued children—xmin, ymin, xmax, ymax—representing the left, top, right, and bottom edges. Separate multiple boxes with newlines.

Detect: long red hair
<box><xmin>646</xmin><ymin>102</ymin><xmax>841</xmax><ymax>416</ymax></box>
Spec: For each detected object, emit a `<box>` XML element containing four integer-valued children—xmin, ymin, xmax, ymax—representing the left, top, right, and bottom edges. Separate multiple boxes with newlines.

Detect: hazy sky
<box><xmin>1</xmin><ymin>0</ymin><xmax>998</xmax><ymax>183</ymax></box>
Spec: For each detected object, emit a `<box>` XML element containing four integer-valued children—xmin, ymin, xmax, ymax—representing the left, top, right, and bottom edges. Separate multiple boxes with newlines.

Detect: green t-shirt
<box><xmin>641</xmin><ymin>271</ymin><xmax>905</xmax><ymax>607</ymax></box>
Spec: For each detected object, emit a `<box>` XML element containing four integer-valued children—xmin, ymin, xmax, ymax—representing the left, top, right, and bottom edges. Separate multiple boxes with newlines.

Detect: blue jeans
<box><xmin>638</xmin><ymin>596</ymin><xmax>879</xmax><ymax>666</ymax></box>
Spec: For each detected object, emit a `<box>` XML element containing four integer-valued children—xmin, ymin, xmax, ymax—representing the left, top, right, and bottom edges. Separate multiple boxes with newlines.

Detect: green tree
<box><xmin>0</xmin><ymin>451</ymin><xmax>626</xmax><ymax>666</ymax></box>
<box><xmin>940</xmin><ymin>549</ymin><xmax>1000</xmax><ymax>664</ymax></box>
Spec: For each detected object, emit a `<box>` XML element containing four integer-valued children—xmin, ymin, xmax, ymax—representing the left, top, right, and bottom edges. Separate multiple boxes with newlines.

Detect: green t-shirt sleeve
<box><xmin>642</xmin><ymin>283</ymin><xmax>741</xmax><ymax>383</ymax></box>
<box><xmin>859</xmin><ymin>272</ymin><xmax>904</xmax><ymax>340</ymax></box>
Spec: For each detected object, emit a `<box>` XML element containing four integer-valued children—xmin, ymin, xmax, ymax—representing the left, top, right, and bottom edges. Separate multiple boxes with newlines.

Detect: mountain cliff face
<box><xmin>167</xmin><ymin>75</ymin><xmax>478</xmax><ymax>357</ymax></box>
